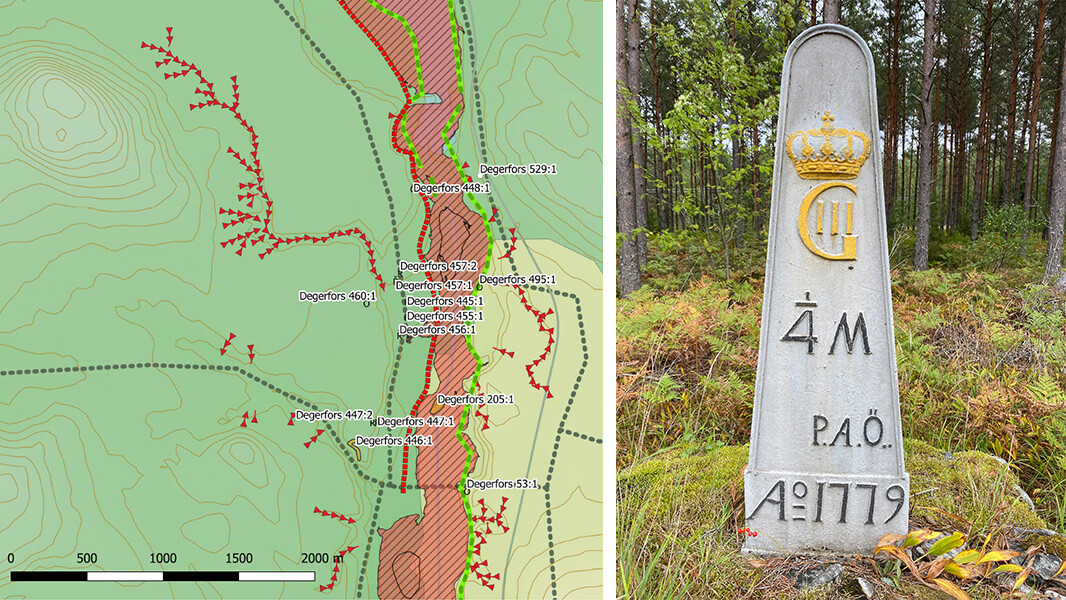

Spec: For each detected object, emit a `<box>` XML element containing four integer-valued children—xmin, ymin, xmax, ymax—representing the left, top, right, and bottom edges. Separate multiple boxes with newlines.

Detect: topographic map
<box><xmin>0</xmin><ymin>0</ymin><xmax>603</xmax><ymax>598</ymax></box>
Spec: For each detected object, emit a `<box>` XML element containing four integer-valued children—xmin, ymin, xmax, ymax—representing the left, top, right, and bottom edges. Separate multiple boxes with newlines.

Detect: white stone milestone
<box><xmin>743</xmin><ymin>24</ymin><xmax>909</xmax><ymax>555</ymax></box>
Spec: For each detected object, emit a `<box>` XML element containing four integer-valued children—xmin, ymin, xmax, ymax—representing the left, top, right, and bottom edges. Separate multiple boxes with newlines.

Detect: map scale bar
<box><xmin>10</xmin><ymin>571</ymin><xmax>316</xmax><ymax>582</ymax></box>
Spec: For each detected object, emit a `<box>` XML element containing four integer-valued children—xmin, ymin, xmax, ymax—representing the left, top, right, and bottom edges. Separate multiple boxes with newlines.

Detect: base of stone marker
<box><xmin>742</xmin><ymin>468</ymin><xmax>909</xmax><ymax>555</ymax></box>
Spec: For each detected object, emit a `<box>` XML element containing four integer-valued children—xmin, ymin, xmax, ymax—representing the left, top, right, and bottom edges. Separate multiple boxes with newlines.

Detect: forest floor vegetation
<box><xmin>617</xmin><ymin>230</ymin><xmax>1066</xmax><ymax>599</ymax></box>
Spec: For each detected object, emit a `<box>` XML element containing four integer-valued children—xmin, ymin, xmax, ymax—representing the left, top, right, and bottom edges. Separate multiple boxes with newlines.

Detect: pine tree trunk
<box><xmin>940</xmin><ymin>18</ymin><xmax>949</xmax><ymax>227</ymax></box>
<box><xmin>916</xmin><ymin>0</ymin><xmax>934</xmax><ymax>269</ymax></box>
<box><xmin>1046</xmin><ymin>49</ymin><xmax>1063</xmax><ymax>217</ymax></box>
<box><xmin>1003</xmin><ymin>0</ymin><xmax>1023</xmax><ymax>206</ymax></box>
<box><xmin>916</xmin><ymin>132</ymin><xmax>922</xmax><ymax>223</ymax></box>
<box><xmin>900</xmin><ymin>77</ymin><xmax>908</xmax><ymax>224</ymax></box>
<box><xmin>823</xmin><ymin>0</ymin><xmax>839</xmax><ymax>24</ymax></box>
<box><xmin>617</xmin><ymin>0</ymin><xmax>640</xmax><ymax>296</ymax></box>
<box><xmin>649</xmin><ymin>0</ymin><xmax>665</xmax><ymax>231</ymax></box>
<box><xmin>1024</xmin><ymin>0</ymin><xmax>1048</xmax><ymax>218</ymax></box>
<box><xmin>1045</xmin><ymin>23</ymin><xmax>1066</xmax><ymax>287</ymax></box>
<box><xmin>989</xmin><ymin>112</ymin><xmax>999</xmax><ymax>207</ymax></box>
<box><xmin>1036</xmin><ymin>127</ymin><xmax>1043</xmax><ymax>220</ymax></box>
<box><xmin>627</xmin><ymin>0</ymin><xmax>646</xmax><ymax>266</ymax></box>
<box><xmin>952</xmin><ymin>56</ymin><xmax>969</xmax><ymax>232</ymax></box>
<box><xmin>751</xmin><ymin>123</ymin><xmax>761</xmax><ymax>233</ymax></box>
<box><xmin>884</xmin><ymin>0</ymin><xmax>901</xmax><ymax>230</ymax></box>
<box><xmin>747</xmin><ymin>0</ymin><xmax>762</xmax><ymax>234</ymax></box>
<box><xmin>971</xmin><ymin>0</ymin><xmax>994</xmax><ymax>240</ymax></box>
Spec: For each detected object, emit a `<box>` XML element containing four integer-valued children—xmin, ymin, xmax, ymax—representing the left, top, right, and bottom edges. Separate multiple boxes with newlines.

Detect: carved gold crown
<box><xmin>786</xmin><ymin>110</ymin><xmax>871</xmax><ymax>180</ymax></box>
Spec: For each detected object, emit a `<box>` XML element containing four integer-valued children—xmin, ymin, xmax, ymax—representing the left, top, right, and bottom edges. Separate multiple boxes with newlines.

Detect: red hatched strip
<box><xmin>335</xmin><ymin>0</ymin><xmax>431</xmax><ymax>262</ymax></box>
<box><xmin>334</xmin><ymin>1</ymin><xmax>442</xmax><ymax>494</ymax></box>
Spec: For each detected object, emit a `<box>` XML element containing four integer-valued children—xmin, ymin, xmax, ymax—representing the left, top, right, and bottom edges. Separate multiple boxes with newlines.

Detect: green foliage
<box><xmin>617</xmin><ymin>506</ymin><xmax>698</xmax><ymax>600</ymax></box>
<box><xmin>892</xmin><ymin>267</ymin><xmax>1066</xmax><ymax>523</ymax></box>
<box><xmin>640</xmin><ymin>230</ymin><xmax>767</xmax><ymax>292</ymax></box>
<box><xmin>972</xmin><ymin>204</ymin><xmax>1039</xmax><ymax>270</ymax></box>
<box><xmin>640</xmin><ymin>230</ymin><xmax>711</xmax><ymax>291</ymax></box>
<box><xmin>643</xmin><ymin>0</ymin><xmax>803</xmax><ymax>276</ymax></box>
<box><xmin>617</xmin><ymin>444</ymin><xmax>763</xmax><ymax>599</ymax></box>
<box><xmin>617</xmin><ymin>270</ymin><xmax>762</xmax><ymax>466</ymax></box>
<box><xmin>927</xmin><ymin>230</ymin><xmax>978</xmax><ymax>271</ymax></box>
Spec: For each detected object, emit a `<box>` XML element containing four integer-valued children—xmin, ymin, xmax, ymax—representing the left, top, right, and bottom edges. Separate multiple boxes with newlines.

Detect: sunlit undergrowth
<box><xmin>618</xmin><ymin>232</ymin><xmax>1066</xmax><ymax>532</ymax></box>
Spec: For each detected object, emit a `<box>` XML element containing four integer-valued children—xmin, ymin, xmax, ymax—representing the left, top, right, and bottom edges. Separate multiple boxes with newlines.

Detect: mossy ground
<box><xmin>618</xmin><ymin>439</ymin><xmax>1056</xmax><ymax>599</ymax></box>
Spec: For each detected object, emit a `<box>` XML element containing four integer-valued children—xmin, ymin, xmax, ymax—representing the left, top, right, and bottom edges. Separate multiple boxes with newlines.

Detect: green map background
<box><xmin>455</xmin><ymin>0</ymin><xmax>603</xmax><ymax>269</ymax></box>
<box><xmin>0</xmin><ymin>0</ymin><xmax>602</xmax><ymax>598</ymax></box>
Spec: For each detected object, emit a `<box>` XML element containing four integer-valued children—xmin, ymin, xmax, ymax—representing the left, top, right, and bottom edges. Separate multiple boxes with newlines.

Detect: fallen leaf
<box><xmin>977</xmin><ymin>550</ymin><xmax>1021</xmax><ymax>564</ymax></box>
<box><xmin>931</xmin><ymin>578</ymin><xmax>971</xmax><ymax>600</ymax></box>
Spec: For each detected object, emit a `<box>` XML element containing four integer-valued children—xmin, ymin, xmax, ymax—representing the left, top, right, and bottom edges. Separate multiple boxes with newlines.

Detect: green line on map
<box><xmin>362</xmin><ymin>0</ymin><xmax>492</xmax><ymax>593</ymax></box>
<box><xmin>455</xmin><ymin>397</ymin><xmax>475</xmax><ymax>597</ymax></box>
<box><xmin>363</xmin><ymin>0</ymin><xmax>424</xmax><ymax>96</ymax></box>
<box><xmin>401</xmin><ymin>112</ymin><xmax>423</xmax><ymax>169</ymax></box>
<box><xmin>445</xmin><ymin>0</ymin><xmax>496</xmax><ymax>596</ymax></box>
<box><xmin>363</xmin><ymin>0</ymin><xmax>423</xmax><ymax>168</ymax></box>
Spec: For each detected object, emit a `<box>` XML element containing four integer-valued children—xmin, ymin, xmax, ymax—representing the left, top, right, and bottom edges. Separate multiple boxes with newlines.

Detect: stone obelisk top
<box><xmin>743</xmin><ymin>24</ymin><xmax>909</xmax><ymax>555</ymax></box>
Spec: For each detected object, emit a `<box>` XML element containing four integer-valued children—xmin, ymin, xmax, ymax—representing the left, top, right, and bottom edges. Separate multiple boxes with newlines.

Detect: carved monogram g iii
<box><xmin>788</xmin><ymin>110</ymin><xmax>871</xmax><ymax>260</ymax></box>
